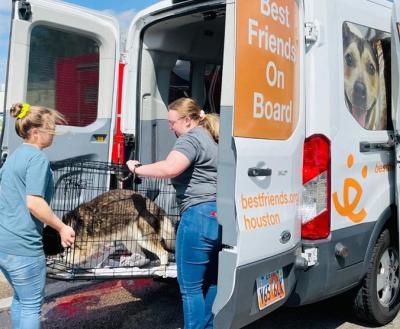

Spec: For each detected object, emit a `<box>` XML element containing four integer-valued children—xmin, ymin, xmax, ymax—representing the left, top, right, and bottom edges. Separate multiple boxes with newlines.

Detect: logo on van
<box><xmin>279</xmin><ymin>230</ymin><xmax>291</xmax><ymax>244</ymax></box>
<box><xmin>333</xmin><ymin>154</ymin><xmax>367</xmax><ymax>223</ymax></box>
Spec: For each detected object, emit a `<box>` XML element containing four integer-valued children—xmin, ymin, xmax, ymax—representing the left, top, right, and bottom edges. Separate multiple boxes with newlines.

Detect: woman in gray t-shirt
<box><xmin>127</xmin><ymin>97</ymin><xmax>221</xmax><ymax>329</ymax></box>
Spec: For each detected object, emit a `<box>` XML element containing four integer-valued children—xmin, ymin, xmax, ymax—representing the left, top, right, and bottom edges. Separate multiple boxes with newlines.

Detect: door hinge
<box><xmin>18</xmin><ymin>1</ymin><xmax>31</xmax><ymax>21</ymax></box>
<box><xmin>304</xmin><ymin>22</ymin><xmax>319</xmax><ymax>47</ymax></box>
<box><xmin>394</xmin><ymin>132</ymin><xmax>400</xmax><ymax>144</ymax></box>
<box><xmin>120</xmin><ymin>52</ymin><xmax>128</xmax><ymax>65</ymax></box>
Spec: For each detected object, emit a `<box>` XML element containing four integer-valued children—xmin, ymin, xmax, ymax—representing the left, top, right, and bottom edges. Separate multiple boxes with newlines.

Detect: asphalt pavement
<box><xmin>0</xmin><ymin>277</ymin><xmax>182</xmax><ymax>329</ymax></box>
<box><xmin>1</xmin><ymin>273</ymin><xmax>400</xmax><ymax>329</ymax></box>
<box><xmin>0</xmin><ymin>271</ymin><xmax>95</xmax><ymax>312</ymax></box>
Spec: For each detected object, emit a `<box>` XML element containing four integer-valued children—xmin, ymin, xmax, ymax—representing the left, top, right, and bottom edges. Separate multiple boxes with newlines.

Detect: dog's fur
<box><xmin>343</xmin><ymin>22</ymin><xmax>390</xmax><ymax>130</ymax></box>
<box><xmin>44</xmin><ymin>189</ymin><xmax>176</xmax><ymax>266</ymax></box>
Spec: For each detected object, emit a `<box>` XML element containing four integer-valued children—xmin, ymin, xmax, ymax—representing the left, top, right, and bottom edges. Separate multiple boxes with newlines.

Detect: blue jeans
<box><xmin>176</xmin><ymin>202</ymin><xmax>222</xmax><ymax>329</ymax></box>
<box><xmin>0</xmin><ymin>251</ymin><xmax>46</xmax><ymax>329</ymax></box>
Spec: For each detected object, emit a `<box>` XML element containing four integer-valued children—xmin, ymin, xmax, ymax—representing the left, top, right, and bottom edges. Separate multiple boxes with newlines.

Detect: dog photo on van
<box><xmin>44</xmin><ymin>189</ymin><xmax>176</xmax><ymax>267</ymax></box>
<box><xmin>343</xmin><ymin>22</ymin><xmax>391</xmax><ymax>130</ymax></box>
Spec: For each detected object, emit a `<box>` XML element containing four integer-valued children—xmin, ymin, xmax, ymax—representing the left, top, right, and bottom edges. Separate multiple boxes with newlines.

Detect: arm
<box><xmin>27</xmin><ymin>195</ymin><xmax>75</xmax><ymax>247</ymax></box>
<box><xmin>127</xmin><ymin>150</ymin><xmax>191</xmax><ymax>178</ymax></box>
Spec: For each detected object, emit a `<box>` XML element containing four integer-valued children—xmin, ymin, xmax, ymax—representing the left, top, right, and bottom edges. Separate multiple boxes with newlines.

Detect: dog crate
<box><xmin>45</xmin><ymin>160</ymin><xmax>179</xmax><ymax>280</ymax></box>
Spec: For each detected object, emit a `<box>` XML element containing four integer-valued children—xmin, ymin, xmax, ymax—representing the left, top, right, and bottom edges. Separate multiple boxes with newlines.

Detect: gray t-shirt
<box><xmin>171</xmin><ymin>126</ymin><xmax>218</xmax><ymax>213</ymax></box>
<box><xmin>0</xmin><ymin>144</ymin><xmax>53</xmax><ymax>256</ymax></box>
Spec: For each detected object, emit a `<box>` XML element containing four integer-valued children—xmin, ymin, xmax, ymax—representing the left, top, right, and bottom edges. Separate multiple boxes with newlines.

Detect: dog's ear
<box><xmin>365</xmin><ymin>27</ymin><xmax>376</xmax><ymax>41</ymax></box>
<box><xmin>371</xmin><ymin>33</ymin><xmax>390</xmax><ymax>50</ymax></box>
<box><xmin>370</xmin><ymin>29</ymin><xmax>388</xmax><ymax>42</ymax></box>
<box><xmin>369</xmin><ymin>31</ymin><xmax>388</xmax><ymax>61</ymax></box>
<box><xmin>363</xmin><ymin>28</ymin><xmax>382</xmax><ymax>61</ymax></box>
<box><xmin>367</xmin><ymin>28</ymin><xmax>380</xmax><ymax>47</ymax></box>
<box><xmin>343</xmin><ymin>22</ymin><xmax>352</xmax><ymax>48</ymax></box>
<box><xmin>343</xmin><ymin>22</ymin><xmax>356</xmax><ymax>48</ymax></box>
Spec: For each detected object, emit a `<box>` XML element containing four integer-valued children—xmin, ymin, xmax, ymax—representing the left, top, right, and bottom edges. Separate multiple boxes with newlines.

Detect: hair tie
<box><xmin>17</xmin><ymin>103</ymin><xmax>30</xmax><ymax>119</ymax></box>
<box><xmin>199</xmin><ymin>110</ymin><xmax>205</xmax><ymax>119</ymax></box>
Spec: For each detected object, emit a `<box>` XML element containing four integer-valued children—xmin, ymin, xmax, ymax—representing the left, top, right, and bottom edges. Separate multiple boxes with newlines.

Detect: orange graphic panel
<box><xmin>332</xmin><ymin>154</ymin><xmax>368</xmax><ymax>223</ymax></box>
<box><xmin>234</xmin><ymin>0</ymin><xmax>300</xmax><ymax>139</ymax></box>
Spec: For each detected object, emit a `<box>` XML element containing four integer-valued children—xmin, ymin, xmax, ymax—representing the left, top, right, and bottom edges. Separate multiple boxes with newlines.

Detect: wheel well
<box><xmin>363</xmin><ymin>205</ymin><xmax>397</xmax><ymax>274</ymax></box>
<box><xmin>387</xmin><ymin>204</ymin><xmax>398</xmax><ymax>248</ymax></box>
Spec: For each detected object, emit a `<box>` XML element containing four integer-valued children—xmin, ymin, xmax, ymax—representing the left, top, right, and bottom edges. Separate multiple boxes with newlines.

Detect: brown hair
<box><xmin>10</xmin><ymin>103</ymin><xmax>66</xmax><ymax>139</ymax></box>
<box><xmin>168</xmin><ymin>98</ymin><xmax>220</xmax><ymax>142</ymax></box>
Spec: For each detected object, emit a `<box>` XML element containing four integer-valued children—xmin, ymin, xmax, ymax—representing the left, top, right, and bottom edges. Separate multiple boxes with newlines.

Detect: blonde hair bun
<box><xmin>10</xmin><ymin>103</ymin><xmax>24</xmax><ymax>119</ymax></box>
<box><xmin>9</xmin><ymin>102</ymin><xmax>66</xmax><ymax>139</ymax></box>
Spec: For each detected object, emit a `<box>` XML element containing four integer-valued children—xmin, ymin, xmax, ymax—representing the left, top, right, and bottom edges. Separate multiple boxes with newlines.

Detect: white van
<box><xmin>3</xmin><ymin>0</ymin><xmax>400</xmax><ymax>327</ymax></box>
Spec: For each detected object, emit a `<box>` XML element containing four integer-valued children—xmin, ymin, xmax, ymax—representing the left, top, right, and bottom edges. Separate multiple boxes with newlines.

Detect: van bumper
<box><xmin>214</xmin><ymin>244</ymin><xmax>302</xmax><ymax>329</ymax></box>
<box><xmin>286</xmin><ymin>221</ymin><xmax>376</xmax><ymax>306</ymax></box>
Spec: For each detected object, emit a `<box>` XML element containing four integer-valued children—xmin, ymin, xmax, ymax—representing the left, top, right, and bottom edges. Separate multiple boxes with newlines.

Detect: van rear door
<box><xmin>2</xmin><ymin>0</ymin><xmax>119</xmax><ymax>162</ymax></box>
<box><xmin>214</xmin><ymin>0</ymin><xmax>305</xmax><ymax>328</ymax></box>
<box><xmin>391</xmin><ymin>1</ymin><xmax>400</xmax><ymax>250</ymax></box>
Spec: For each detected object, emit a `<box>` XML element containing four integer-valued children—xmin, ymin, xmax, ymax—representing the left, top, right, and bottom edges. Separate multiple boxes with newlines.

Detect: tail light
<box><xmin>301</xmin><ymin>135</ymin><xmax>331</xmax><ymax>240</ymax></box>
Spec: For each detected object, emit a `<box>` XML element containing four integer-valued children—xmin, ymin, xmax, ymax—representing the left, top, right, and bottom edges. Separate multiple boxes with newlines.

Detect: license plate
<box><xmin>256</xmin><ymin>269</ymin><xmax>285</xmax><ymax>310</ymax></box>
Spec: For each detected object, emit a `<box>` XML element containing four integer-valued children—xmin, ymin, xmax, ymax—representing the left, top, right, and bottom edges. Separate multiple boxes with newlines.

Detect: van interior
<box><xmin>137</xmin><ymin>6</ymin><xmax>226</xmax><ymax>164</ymax></box>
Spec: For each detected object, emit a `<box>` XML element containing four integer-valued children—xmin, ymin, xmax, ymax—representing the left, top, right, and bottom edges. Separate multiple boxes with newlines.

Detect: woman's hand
<box><xmin>126</xmin><ymin>160</ymin><xmax>141</xmax><ymax>173</ymax></box>
<box><xmin>59</xmin><ymin>224</ymin><xmax>75</xmax><ymax>248</ymax></box>
<box><xmin>126</xmin><ymin>151</ymin><xmax>190</xmax><ymax>178</ymax></box>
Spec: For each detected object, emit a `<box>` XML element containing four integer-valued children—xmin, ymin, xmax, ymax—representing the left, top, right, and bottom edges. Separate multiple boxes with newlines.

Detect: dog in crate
<box><xmin>44</xmin><ymin>189</ymin><xmax>176</xmax><ymax>266</ymax></box>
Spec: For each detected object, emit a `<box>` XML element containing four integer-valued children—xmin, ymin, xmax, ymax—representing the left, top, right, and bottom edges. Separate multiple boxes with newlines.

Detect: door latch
<box><xmin>247</xmin><ymin>167</ymin><xmax>272</xmax><ymax>177</ymax></box>
<box><xmin>360</xmin><ymin>139</ymin><xmax>395</xmax><ymax>152</ymax></box>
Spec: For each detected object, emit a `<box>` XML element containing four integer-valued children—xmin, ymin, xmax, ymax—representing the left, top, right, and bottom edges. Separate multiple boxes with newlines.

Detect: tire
<box><xmin>353</xmin><ymin>229</ymin><xmax>400</xmax><ymax>325</ymax></box>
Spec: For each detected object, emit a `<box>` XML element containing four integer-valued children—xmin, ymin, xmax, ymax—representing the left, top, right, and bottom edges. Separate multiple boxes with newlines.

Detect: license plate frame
<box><xmin>256</xmin><ymin>268</ymin><xmax>286</xmax><ymax>311</ymax></box>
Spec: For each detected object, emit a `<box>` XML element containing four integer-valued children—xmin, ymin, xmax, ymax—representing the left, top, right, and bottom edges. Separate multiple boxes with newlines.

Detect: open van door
<box><xmin>213</xmin><ymin>0</ymin><xmax>305</xmax><ymax>328</ymax></box>
<box><xmin>2</xmin><ymin>0</ymin><xmax>119</xmax><ymax>163</ymax></box>
<box><xmin>392</xmin><ymin>0</ymin><xmax>400</xmax><ymax>259</ymax></box>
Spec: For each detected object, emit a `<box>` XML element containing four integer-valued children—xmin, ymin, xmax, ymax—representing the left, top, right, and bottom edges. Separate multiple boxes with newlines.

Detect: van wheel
<box><xmin>353</xmin><ymin>229</ymin><xmax>400</xmax><ymax>325</ymax></box>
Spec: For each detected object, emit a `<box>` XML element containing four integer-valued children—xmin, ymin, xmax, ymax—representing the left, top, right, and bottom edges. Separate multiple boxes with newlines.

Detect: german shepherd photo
<box><xmin>343</xmin><ymin>22</ymin><xmax>390</xmax><ymax>130</ymax></box>
<box><xmin>44</xmin><ymin>189</ymin><xmax>176</xmax><ymax>267</ymax></box>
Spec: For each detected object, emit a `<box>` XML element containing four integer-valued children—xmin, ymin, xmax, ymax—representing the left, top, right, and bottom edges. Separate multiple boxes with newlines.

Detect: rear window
<box><xmin>168</xmin><ymin>60</ymin><xmax>222</xmax><ymax>114</ymax></box>
<box><xmin>26</xmin><ymin>26</ymin><xmax>100</xmax><ymax>127</ymax></box>
<box><xmin>169</xmin><ymin>60</ymin><xmax>192</xmax><ymax>103</ymax></box>
<box><xmin>203</xmin><ymin>64</ymin><xmax>222</xmax><ymax>114</ymax></box>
